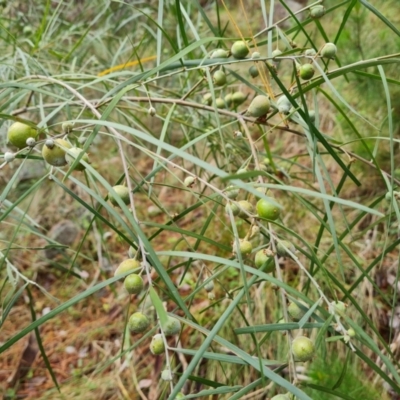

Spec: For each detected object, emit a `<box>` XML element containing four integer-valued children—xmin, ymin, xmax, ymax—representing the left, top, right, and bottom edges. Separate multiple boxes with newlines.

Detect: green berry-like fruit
<box><xmin>4</xmin><ymin>152</ymin><xmax>15</xmax><ymax>163</ymax></box>
<box><xmin>128</xmin><ymin>312</ymin><xmax>150</xmax><ymax>334</ymax></box>
<box><xmin>42</xmin><ymin>139</ymin><xmax>72</xmax><ymax>166</ymax></box>
<box><xmin>224</xmin><ymin>93</ymin><xmax>233</xmax><ymax>107</ymax></box>
<box><xmin>225</xmin><ymin>203</ymin><xmax>240</xmax><ymax>217</ymax></box>
<box><xmin>184</xmin><ymin>176</ymin><xmax>196</xmax><ymax>187</ymax></box>
<box><xmin>115</xmin><ymin>258</ymin><xmax>140</xmax><ymax>276</ymax></box>
<box><xmin>298</xmin><ymin>64</ymin><xmax>315</xmax><ymax>80</ymax></box>
<box><xmin>249</xmin><ymin>65</ymin><xmax>259</xmax><ymax>78</ymax></box>
<box><xmin>276</xmin><ymin>240</ymin><xmax>295</xmax><ymax>257</ymax></box>
<box><xmin>321</xmin><ymin>42</ymin><xmax>337</xmax><ymax>59</ymax></box>
<box><xmin>215</xmin><ymin>98</ymin><xmax>225</xmax><ymax>109</ymax></box>
<box><xmin>225</xmin><ymin>186</ymin><xmax>240</xmax><ymax>199</ymax></box>
<box><xmin>247</xmin><ymin>95</ymin><xmax>270</xmax><ymax>118</ymax></box>
<box><xmin>175</xmin><ymin>393</ymin><xmax>185</xmax><ymax>399</ymax></box>
<box><xmin>235</xmin><ymin>239</ymin><xmax>253</xmax><ymax>255</ymax></box>
<box><xmin>124</xmin><ymin>273</ymin><xmax>144</xmax><ymax>294</ymax></box>
<box><xmin>202</xmin><ymin>93</ymin><xmax>212</xmax><ymax>105</ymax></box>
<box><xmin>109</xmin><ymin>185</ymin><xmax>130</xmax><ymax>207</ymax></box>
<box><xmin>310</xmin><ymin>5</ymin><xmax>325</xmax><ymax>19</ymax></box>
<box><xmin>271</xmin><ymin>395</ymin><xmax>290</xmax><ymax>400</ymax></box>
<box><xmin>62</xmin><ymin>121</ymin><xmax>74</xmax><ymax>133</ymax></box>
<box><xmin>128</xmin><ymin>246</ymin><xmax>137</xmax><ymax>259</ymax></box>
<box><xmin>347</xmin><ymin>328</ymin><xmax>356</xmax><ymax>337</ymax></box>
<box><xmin>305</xmin><ymin>48</ymin><xmax>317</xmax><ymax>57</ymax></box>
<box><xmin>254</xmin><ymin>249</ymin><xmax>274</xmax><ymax>272</ymax></box>
<box><xmin>161</xmin><ymin>369</ymin><xmax>173</xmax><ymax>381</ymax></box>
<box><xmin>214</xmin><ymin>70</ymin><xmax>227</xmax><ymax>86</ymax></box>
<box><xmin>256</xmin><ymin>198</ymin><xmax>280</xmax><ymax>220</ymax></box>
<box><xmin>150</xmin><ymin>334</ymin><xmax>165</xmax><ymax>355</ymax></box>
<box><xmin>277</xmin><ymin>96</ymin><xmax>292</xmax><ymax>115</ymax></box>
<box><xmin>252</xmin><ymin>51</ymin><xmax>261</xmax><ymax>59</ymax></box>
<box><xmin>7</xmin><ymin>122</ymin><xmax>38</xmax><ymax>149</ymax></box>
<box><xmin>66</xmin><ymin>147</ymin><xmax>90</xmax><ymax>171</ymax></box>
<box><xmin>331</xmin><ymin>300</ymin><xmax>347</xmax><ymax>315</ymax></box>
<box><xmin>271</xmin><ymin>49</ymin><xmax>283</xmax><ymax>59</ymax></box>
<box><xmin>231</xmin><ymin>40</ymin><xmax>249</xmax><ymax>59</ymax></box>
<box><xmin>238</xmin><ymin>200</ymin><xmax>254</xmax><ymax>219</ymax></box>
<box><xmin>292</xmin><ymin>336</ymin><xmax>315</xmax><ymax>362</ymax></box>
<box><xmin>288</xmin><ymin>301</ymin><xmax>307</xmax><ymax>321</ymax></box>
<box><xmin>211</xmin><ymin>49</ymin><xmax>229</xmax><ymax>59</ymax></box>
<box><xmin>162</xmin><ymin>316</ymin><xmax>181</xmax><ymax>336</ymax></box>
<box><xmin>204</xmin><ymin>279</ymin><xmax>214</xmax><ymax>292</ymax></box>
<box><xmin>231</xmin><ymin>91</ymin><xmax>247</xmax><ymax>106</ymax></box>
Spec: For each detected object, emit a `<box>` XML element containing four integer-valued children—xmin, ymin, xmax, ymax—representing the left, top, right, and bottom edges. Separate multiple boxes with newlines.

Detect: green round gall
<box><xmin>215</xmin><ymin>98</ymin><xmax>225</xmax><ymax>109</ymax></box>
<box><xmin>66</xmin><ymin>147</ymin><xmax>90</xmax><ymax>171</ymax></box>
<box><xmin>213</xmin><ymin>70</ymin><xmax>227</xmax><ymax>86</ymax></box>
<box><xmin>162</xmin><ymin>316</ymin><xmax>181</xmax><ymax>336</ymax></box>
<box><xmin>23</xmin><ymin>25</ymin><xmax>33</xmax><ymax>35</ymax></box>
<box><xmin>288</xmin><ymin>301</ymin><xmax>307</xmax><ymax>321</ymax></box>
<box><xmin>256</xmin><ymin>198</ymin><xmax>280</xmax><ymax>220</ymax></box>
<box><xmin>292</xmin><ymin>336</ymin><xmax>315</xmax><ymax>362</ymax></box>
<box><xmin>202</xmin><ymin>93</ymin><xmax>212</xmax><ymax>106</ymax></box>
<box><xmin>271</xmin><ymin>49</ymin><xmax>283</xmax><ymax>60</ymax></box>
<box><xmin>231</xmin><ymin>40</ymin><xmax>249</xmax><ymax>59</ymax></box>
<box><xmin>310</xmin><ymin>5</ymin><xmax>325</xmax><ymax>19</ymax></box>
<box><xmin>109</xmin><ymin>185</ymin><xmax>130</xmax><ymax>207</ymax></box>
<box><xmin>254</xmin><ymin>249</ymin><xmax>274</xmax><ymax>272</ymax></box>
<box><xmin>277</xmin><ymin>96</ymin><xmax>292</xmax><ymax>115</ymax></box>
<box><xmin>224</xmin><ymin>93</ymin><xmax>233</xmax><ymax>107</ymax></box>
<box><xmin>7</xmin><ymin>122</ymin><xmax>38</xmax><ymax>149</ymax></box>
<box><xmin>271</xmin><ymin>395</ymin><xmax>290</xmax><ymax>400</ymax></box>
<box><xmin>308</xmin><ymin>110</ymin><xmax>316</xmax><ymax>123</ymax></box>
<box><xmin>62</xmin><ymin>121</ymin><xmax>74</xmax><ymax>133</ymax></box>
<box><xmin>321</xmin><ymin>42</ymin><xmax>337</xmax><ymax>59</ymax></box>
<box><xmin>225</xmin><ymin>186</ymin><xmax>240</xmax><ymax>199</ymax></box>
<box><xmin>161</xmin><ymin>369</ymin><xmax>173</xmax><ymax>381</ymax></box>
<box><xmin>4</xmin><ymin>152</ymin><xmax>15</xmax><ymax>163</ymax></box>
<box><xmin>124</xmin><ymin>273</ymin><xmax>144</xmax><ymax>294</ymax></box>
<box><xmin>184</xmin><ymin>176</ymin><xmax>196</xmax><ymax>187</ymax></box>
<box><xmin>231</xmin><ymin>91</ymin><xmax>247</xmax><ymax>106</ymax></box>
<box><xmin>42</xmin><ymin>138</ymin><xmax>72</xmax><ymax>166</ymax></box>
<box><xmin>210</xmin><ymin>49</ymin><xmax>229</xmax><ymax>59</ymax></box>
<box><xmin>236</xmin><ymin>239</ymin><xmax>252</xmax><ymax>255</ymax></box>
<box><xmin>128</xmin><ymin>312</ymin><xmax>150</xmax><ymax>334</ymax></box>
<box><xmin>150</xmin><ymin>334</ymin><xmax>165</xmax><ymax>355</ymax></box>
<box><xmin>385</xmin><ymin>191</ymin><xmax>394</xmax><ymax>203</ymax></box>
<box><xmin>115</xmin><ymin>258</ymin><xmax>140</xmax><ymax>276</ymax></box>
<box><xmin>204</xmin><ymin>279</ymin><xmax>214</xmax><ymax>292</ymax></box>
<box><xmin>347</xmin><ymin>328</ymin><xmax>356</xmax><ymax>337</ymax></box>
<box><xmin>298</xmin><ymin>64</ymin><xmax>315</xmax><ymax>80</ymax></box>
<box><xmin>237</xmin><ymin>200</ymin><xmax>254</xmax><ymax>219</ymax></box>
<box><xmin>247</xmin><ymin>95</ymin><xmax>270</xmax><ymax>118</ymax></box>
<box><xmin>225</xmin><ymin>202</ymin><xmax>240</xmax><ymax>216</ymax></box>
<box><xmin>128</xmin><ymin>246</ymin><xmax>137</xmax><ymax>259</ymax></box>
<box><xmin>276</xmin><ymin>240</ymin><xmax>295</xmax><ymax>257</ymax></box>
<box><xmin>305</xmin><ymin>48</ymin><xmax>317</xmax><ymax>57</ymax></box>
<box><xmin>331</xmin><ymin>300</ymin><xmax>347</xmax><ymax>315</ymax></box>
<box><xmin>249</xmin><ymin>65</ymin><xmax>259</xmax><ymax>78</ymax></box>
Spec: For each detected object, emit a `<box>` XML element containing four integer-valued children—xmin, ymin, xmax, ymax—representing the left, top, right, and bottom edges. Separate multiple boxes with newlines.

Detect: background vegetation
<box><xmin>1</xmin><ymin>0</ymin><xmax>400</xmax><ymax>399</ymax></box>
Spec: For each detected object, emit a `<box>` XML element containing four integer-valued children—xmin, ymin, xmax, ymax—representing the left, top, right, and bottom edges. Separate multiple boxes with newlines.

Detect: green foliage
<box><xmin>1</xmin><ymin>0</ymin><xmax>400</xmax><ymax>399</ymax></box>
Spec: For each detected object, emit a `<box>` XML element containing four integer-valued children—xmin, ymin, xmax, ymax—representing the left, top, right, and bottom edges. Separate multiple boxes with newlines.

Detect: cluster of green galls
<box><xmin>5</xmin><ymin>121</ymin><xmax>90</xmax><ymax>171</ymax></box>
<box><xmin>225</xmin><ymin>187</ymin><xmax>295</xmax><ymax>264</ymax></box>
<box><xmin>114</xmin><ymin>257</ymin><xmax>182</xmax><ymax>360</ymax></box>
<box><xmin>203</xmin><ymin>2</ymin><xmax>336</xmax><ymax>123</ymax></box>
